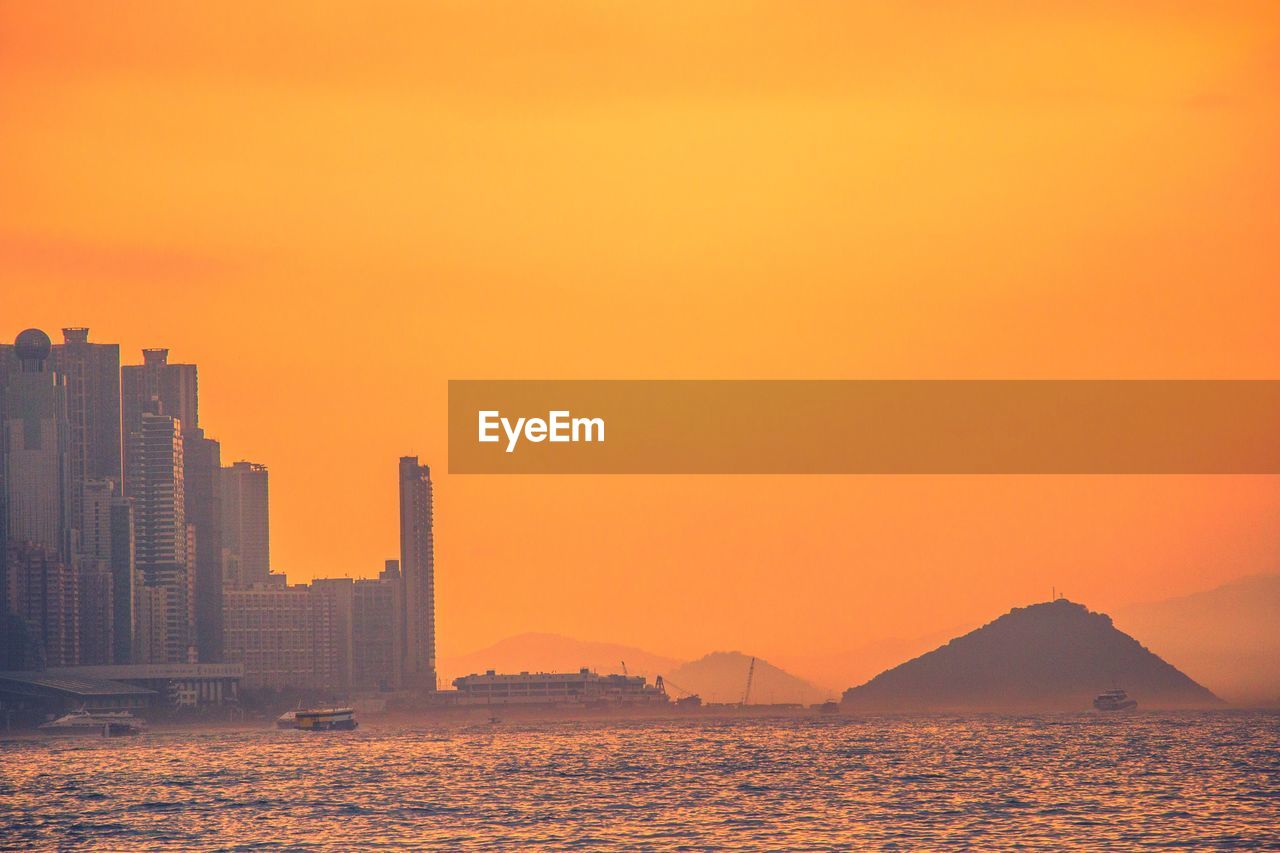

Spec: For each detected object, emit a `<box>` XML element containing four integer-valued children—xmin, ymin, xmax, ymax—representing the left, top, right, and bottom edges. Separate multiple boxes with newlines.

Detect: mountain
<box><xmin>438</xmin><ymin>633</ymin><xmax>682</xmax><ymax>685</ymax></box>
<box><xmin>669</xmin><ymin>651</ymin><xmax>830</xmax><ymax>705</ymax></box>
<box><xmin>841</xmin><ymin>599</ymin><xmax>1221</xmax><ymax>712</ymax></box>
<box><xmin>1114</xmin><ymin>574</ymin><xmax>1280</xmax><ymax>706</ymax></box>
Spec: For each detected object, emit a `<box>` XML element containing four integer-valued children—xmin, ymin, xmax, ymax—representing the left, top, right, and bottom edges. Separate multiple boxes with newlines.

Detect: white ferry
<box><xmin>1093</xmin><ymin>687</ymin><xmax>1138</xmax><ymax>712</ymax></box>
<box><xmin>39</xmin><ymin>708</ymin><xmax>145</xmax><ymax>737</ymax></box>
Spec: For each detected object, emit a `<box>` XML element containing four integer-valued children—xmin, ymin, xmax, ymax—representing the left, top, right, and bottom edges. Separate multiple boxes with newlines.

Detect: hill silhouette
<box><xmin>1115</xmin><ymin>574</ymin><xmax>1280</xmax><ymax>706</ymax></box>
<box><xmin>669</xmin><ymin>651</ymin><xmax>829</xmax><ymax>705</ymax></box>
<box><xmin>841</xmin><ymin>599</ymin><xmax>1220</xmax><ymax>712</ymax></box>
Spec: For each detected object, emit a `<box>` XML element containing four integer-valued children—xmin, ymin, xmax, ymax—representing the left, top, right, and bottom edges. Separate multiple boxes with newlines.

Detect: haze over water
<box><xmin>4</xmin><ymin>713</ymin><xmax>1277</xmax><ymax>849</ymax></box>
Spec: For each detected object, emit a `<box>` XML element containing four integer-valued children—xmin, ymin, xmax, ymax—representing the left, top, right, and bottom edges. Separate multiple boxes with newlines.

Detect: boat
<box><xmin>38</xmin><ymin>708</ymin><xmax>145</xmax><ymax>737</ymax></box>
<box><xmin>284</xmin><ymin>707</ymin><xmax>358</xmax><ymax>731</ymax></box>
<box><xmin>1093</xmin><ymin>687</ymin><xmax>1138</xmax><ymax>712</ymax></box>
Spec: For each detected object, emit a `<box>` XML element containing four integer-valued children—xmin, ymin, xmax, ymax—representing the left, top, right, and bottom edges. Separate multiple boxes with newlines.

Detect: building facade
<box><xmin>51</xmin><ymin>328</ymin><xmax>122</xmax><ymax>516</ymax></box>
<box><xmin>120</xmin><ymin>347</ymin><xmax>198</xmax><ymax>497</ymax></box>
<box><xmin>79</xmin><ymin>478</ymin><xmax>135</xmax><ymax>664</ymax></box>
<box><xmin>2</xmin><ymin>330</ymin><xmax>74</xmax><ymax>559</ymax></box>
<box><xmin>452</xmin><ymin>669</ymin><xmax>669</xmax><ymax>707</ymax></box>
<box><xmin>222</xmin><ymin>579</ymin><xmax>339</xmax><ymax>690</ymax></box>
<box><xmin>184</xmin><ymin>429</ymin><xmax>223</xmax><ymax>661</ymax></box>
<box><xmin>130</xmin><ymin>413</ymin><xmax>193</xmax><ymax>663</ymax></box>
<box><xmin>4</xmin><ymin>541</ymin><xmax>78</xmax><ymax>667</ymax></box>
<box><xmin>2</xmin><ymin>330</ymin><xmax>80</xmax><ymax>667</ymax></box>
<box><xmin>220</xmin><ymin>461</ymin><xmax>270</xmax><ymax>588</ymax></box>
<box><xmin>353</xmin><ymin>561</ymin><xmax>402</xmax><ymax>691</ymax></box>
<box><xmin>398</xmin><ymin>457</ymin><xmax>436</xmax><ymax>689</ymax></box>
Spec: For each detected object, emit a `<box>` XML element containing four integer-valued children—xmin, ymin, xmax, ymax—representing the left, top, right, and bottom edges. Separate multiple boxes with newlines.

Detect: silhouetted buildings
<box><xmin>220</xmin><ymin>461</ymin><xmax>269</xmax><ymax>587</ymax></box>
<box><xmin>2</xmin><ymin>330</ymin><xmax>79</xmax><ymax>666</ymax></box>
<box><xmin>121</xmin><ymin>348</ymin><xmax>197</xmax><ymax>499</ymax></box>
<box><xmin>131</xmin><ymin>413</ymin><xmax>193</xmax><ymax>664</ymax></box>
<box><xmin>80</xmin><ymin>478</ymin><xmax>135</xmax><ymax>664</ymax></box>
<box><xmin>452</xmin><ymin>670</ymin><xmax>668</xmax><ymax>707</ymax></box>
<box><xmin>2</xmin><ymin>330</ymin><xmax>74</xmax><ymax>559</ymax></box>
<box><xmin>353</xmin><ymin>561</ymin><xmax>403</xmax><ymax>691</ymax></box>
<box><xmin>184</xmin><ymin>429</ymin><xmax>223</xmax><ymax>662</ymax></box>
<box><xmin>3</xmin><ymin>326</ymin><xmax>433</xmax><ymax>699</ymax></box>
<box><xmin>222</xmin><ymin>574</ymin><xmax>341</xmax><ymax>690</ymax></box>
<box><xmin>51</xmin><ymin>328</ymin><xmax>122</xmax><ymax>506</ymax></box>
<box><xmin>5</xmin><ymin>542</ymin><xmax>78</xmax><ymax>667</ymax></box>
<box><xmin>399</xmin><ymin>457</ymin><xmax>436</xmax><ymax>689</ymax></box>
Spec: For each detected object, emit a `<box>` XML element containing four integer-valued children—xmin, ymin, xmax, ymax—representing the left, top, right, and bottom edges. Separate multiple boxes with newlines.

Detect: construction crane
<box><xmin>657</xmin><ymin>675</ymin><xmax>696</xmax><ymax>697</ymax></box>
<box><xmin>656</xmin><ymin>675</ymin><xmax>702</xmax><ymax>708</ymax></box>
<box><xmin>741</xmin><ymin>656</ymin><xmax>757</xmax><ymax>707</ymax></box>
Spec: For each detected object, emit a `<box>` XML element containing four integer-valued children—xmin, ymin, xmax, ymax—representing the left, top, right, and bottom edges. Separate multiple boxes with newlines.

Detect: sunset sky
<box><xmin>3</xmin><ymin>2</ymin><xmax>1279</xmax><ymax>688</ymax></box>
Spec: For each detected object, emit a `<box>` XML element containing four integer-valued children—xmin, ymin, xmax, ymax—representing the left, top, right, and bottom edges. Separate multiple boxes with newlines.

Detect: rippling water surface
<box><xmin>2</xmin><ymin>712</ymin><xmax>1277</xmax><ymax>849</ymax></box>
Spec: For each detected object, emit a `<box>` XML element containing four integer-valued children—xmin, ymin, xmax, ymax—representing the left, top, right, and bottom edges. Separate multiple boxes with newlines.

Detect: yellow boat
<box><xmin>284</xmin><ymin>707</ymin><xmax>358</xmax><ymax>731</ymax></box>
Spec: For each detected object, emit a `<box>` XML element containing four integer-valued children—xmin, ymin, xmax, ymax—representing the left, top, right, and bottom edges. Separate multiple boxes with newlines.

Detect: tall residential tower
<box><xmin>398</xmin><ymin>457</ymin><xmax>436</xmax><ymax>689</ymax></box>
<box><xmin>220</xmin><ymin>461</ymin><xmax>269</xmax><ymax>587</ymax></box>
<box><xmin>130</xmin><ymin>412</ymin><xmax>193</xmax><ymax>663</ymax></box>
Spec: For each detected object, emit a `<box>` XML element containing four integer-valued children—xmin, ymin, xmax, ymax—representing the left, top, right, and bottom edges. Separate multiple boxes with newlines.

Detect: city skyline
<box><xmin>1</xmin><ymin>325</ymin><xmax>437</xmax><ymax>694</ymax></box>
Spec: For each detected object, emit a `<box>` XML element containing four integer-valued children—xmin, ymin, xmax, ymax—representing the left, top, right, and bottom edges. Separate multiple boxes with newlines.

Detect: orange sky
<box><xmin>3</xmin><ymin>2</ymin><xmax>1279</xmax><ymax>689</ymax></box>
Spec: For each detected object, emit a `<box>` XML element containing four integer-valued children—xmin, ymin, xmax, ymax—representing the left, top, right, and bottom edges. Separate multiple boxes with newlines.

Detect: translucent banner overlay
<box><xmin>448</xmin><ymin>381</ymin><xmax>1280</xmax><ymax>474</ymax></box>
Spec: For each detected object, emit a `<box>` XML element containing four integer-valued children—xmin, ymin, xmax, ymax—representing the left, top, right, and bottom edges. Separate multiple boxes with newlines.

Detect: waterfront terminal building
<box><xmin>452</xmin><ymin>669</ymin><xmax>669</xmax><ymax>707</ymax></box>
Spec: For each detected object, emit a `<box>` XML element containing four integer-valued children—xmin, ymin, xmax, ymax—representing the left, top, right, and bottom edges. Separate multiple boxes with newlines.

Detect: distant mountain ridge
<box><xmin>842</xmin><ymin>599</ymin><xmax>1220</xmax><ymax>712</ymax></box>
<box><xmin>668</xmin><ymin>652</ymin><xmax>829</xmax><ymax>705</ymax></box>
<box><xmin>1114</xmin><ymin>574</ymin><xmax>1280</xmax><ymax>706</ymax></box>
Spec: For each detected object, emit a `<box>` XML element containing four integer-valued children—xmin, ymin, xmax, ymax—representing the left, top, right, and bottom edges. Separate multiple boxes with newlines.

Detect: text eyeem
<box><xmin>478</xmin><ymin>410</ymin><xmax>605</xmax><ymax>453</ymax></box>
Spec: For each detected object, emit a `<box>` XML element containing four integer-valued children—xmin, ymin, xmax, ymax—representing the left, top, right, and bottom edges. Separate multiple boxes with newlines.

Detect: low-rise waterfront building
<box><xmin>452</xmin><ymin>669</ymin><xmax>669</xmax><ymax>707</ymax></box>
<box><xmin>55</xmin><ymin>662</ymin><xmax>242</xmax><ymax>708</ymax></box>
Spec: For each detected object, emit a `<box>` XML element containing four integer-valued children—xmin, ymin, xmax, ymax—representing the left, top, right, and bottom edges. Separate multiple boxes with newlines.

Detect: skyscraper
<box><xmin>121</xmin><ymin>347</ymin><xmax>197</xmax><ymax>500</ymax></box>
<box><xmin>53</xmin><ymin>329</ymin><xmax>127</xmax><ymax>665</ymax></box>
<box><xmin>80</xmin><ymin>478</ymin><xmax>135</xmax><ymax>664</ymax></box>
<box><xmin>220</xmin><ymin>461</ymin><xmax>269</xmax><ymax>587</ymax></box>
<box><xmin>1</xmin><ymin>329</ymin><xmax>79</xmax><ymax>665</ymax></box>
<box><xmin>2</xmin><ymin>329</ymin><xmax>74</xmax><ymax>558</ymax></box>
<box><xmin>130</xmin><ymin>412</ymin><xmax>193</xmax><ymax>663</ymax></box>
<box><xmin>51</xmin><ymin>328</ymin><xmax>123</xmax><ymax>503</ymax></box>
<box><xmin>185</xmin><ymin>428</ymin><xmax>223</xmax><ymax>661</ymax></box>
<box><xmin>398</xmin><ymin>456</ymin><xmax>436</xmax><ymax>690</ymax></box>
<box><xmin>120</xmin><ymin>346</ymin><xmax>222</xmax><ymax>664</ymax></box>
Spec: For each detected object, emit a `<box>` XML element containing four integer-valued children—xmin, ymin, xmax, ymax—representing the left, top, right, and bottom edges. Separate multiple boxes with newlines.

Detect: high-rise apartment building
<box><xmin>130</xmin><ymin>413</ymin><xmax>194</xmax><ymax>663</ymax></box>
<box><xmin>51</xmin><ymin>328</ymin><xmax>122</xmax><ymax>514</ymax></box>
<box><xmin>4</xmin><ymin>541</ymin><xmax>78</xmax><ymax>667</ymax></box>
<box><xmin>220</xmin><ymin>461</ymin><xmax>269</xmax><ymax>587</ymax></box>
<box><xmin>49</xmin><ymin>329</ymin><xmax>127</xmax><ymax>666</ymax></box>
<box><xmin>185</xmin><ymin>429</ymin><xmax>223</xmax><ymax>661</ymax></box>
<box><xmin>2</xmin><ymin>330</ymin><xmax>81</xmax><ymax>667</ymax></box>
<box><xmin>398</xmin><ymin>457</ymin><xmax>436</xmax><ymax>689</ymax></box>
<box><xmin>80</xmin><ymin>478</ymin><xmax>135</xmax><ymax>664</ymax></box>
<box><xmin>121</xmin><ymin>347</ymin><xmax>197</xmax><ymax>500</ymax></box>
<box><xmin>2</xmin><ymin>330</ymin><xmax>74</xmax><ymax>559</ymax></box>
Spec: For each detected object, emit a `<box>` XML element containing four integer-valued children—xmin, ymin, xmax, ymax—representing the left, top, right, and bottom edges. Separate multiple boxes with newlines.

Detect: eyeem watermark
<box><xmin>478</xmin><ymin>410</ymin><xmax>606</xmax><ymax>453</ymax></box>
<box><xmin>451</xmin><ymin>380</ymin><xmax>1280</xmax><ymax>474</ymax></box>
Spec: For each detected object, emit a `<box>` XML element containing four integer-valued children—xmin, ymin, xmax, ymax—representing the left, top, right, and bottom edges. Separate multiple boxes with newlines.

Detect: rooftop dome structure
<box><xmin>14</xmin><ymin>328</ymin><xmax>52</xmax><ymax>363</ymax></box>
